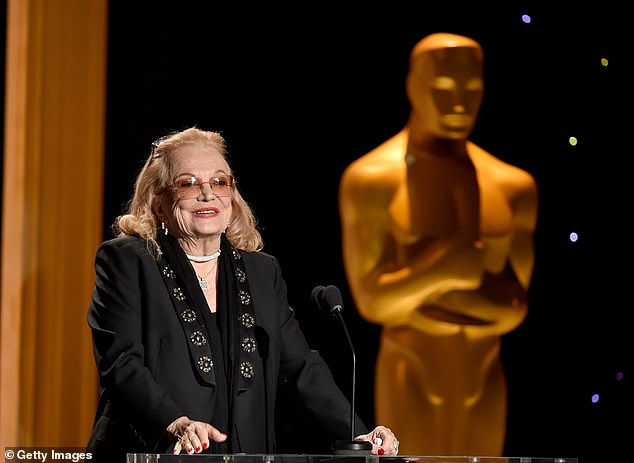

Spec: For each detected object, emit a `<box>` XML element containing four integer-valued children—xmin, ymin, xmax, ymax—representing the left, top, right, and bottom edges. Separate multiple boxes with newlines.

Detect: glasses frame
<box><xmin>166</xmin><ymin>175</ymin><xmax>236</xmax><ymax>199</ymax></box>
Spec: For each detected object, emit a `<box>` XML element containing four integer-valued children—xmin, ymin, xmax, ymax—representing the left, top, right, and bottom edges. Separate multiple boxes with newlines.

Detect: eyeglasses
<box><xmin>167</xmin><ymin>175</ymin><xmax>236</xmax><ymax>199</ymax></box>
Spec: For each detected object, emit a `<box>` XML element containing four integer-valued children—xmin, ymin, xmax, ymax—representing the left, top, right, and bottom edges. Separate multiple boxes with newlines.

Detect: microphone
<box><xmin>311</xmin><ymin>284</ymin><xmax>345</xmax><ymax>316</ymax></box>
<box><xmin>311</xmin><ymin>285</ymin><xmax>372</xmax><ymax>455</ymax></box>
<box><xmin>310</xmin><ymin>285</ymin><xmax>326</xmax><ymax>310</ymax></box>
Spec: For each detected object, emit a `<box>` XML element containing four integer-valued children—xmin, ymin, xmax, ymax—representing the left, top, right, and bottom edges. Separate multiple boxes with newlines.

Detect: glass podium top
<box><xmin>127</xmin><ymin>454</ymin><xmax>578</xmax><ymax>463</ymax></box>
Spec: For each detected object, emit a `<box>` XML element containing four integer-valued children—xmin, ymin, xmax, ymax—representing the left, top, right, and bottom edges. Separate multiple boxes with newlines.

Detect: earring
<box><xmin>161</xmin><ymin>222</ymin><xmax>169</xmax><ymax>235</ymax></box>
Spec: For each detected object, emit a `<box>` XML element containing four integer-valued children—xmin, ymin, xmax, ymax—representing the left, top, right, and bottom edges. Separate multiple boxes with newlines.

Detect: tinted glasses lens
<box><xmin>172</xmin><ymin>176</ymin><xmax>233</xmax><ymax>199</ymax></box>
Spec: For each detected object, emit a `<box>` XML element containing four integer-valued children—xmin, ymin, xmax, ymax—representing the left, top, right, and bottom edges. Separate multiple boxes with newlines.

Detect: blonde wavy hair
<box><xmin>114</xmin><ymin>126</ymin><xmax>264</xmax><ymax>258</ymax></box>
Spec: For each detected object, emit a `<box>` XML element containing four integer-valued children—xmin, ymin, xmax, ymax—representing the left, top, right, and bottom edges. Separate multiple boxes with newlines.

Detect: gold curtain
<box><xmin>1</xmin><ymin>0</ymin><xmax>107</xmax><ymax>447</ymax></box>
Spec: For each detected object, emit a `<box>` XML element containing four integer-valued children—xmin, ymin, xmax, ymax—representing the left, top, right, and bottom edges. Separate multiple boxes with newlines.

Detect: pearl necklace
<box><xmin>185</xmin><ymin>250</ymin><xmax>221</xmax><ymax>262</ymax></box>
<box><xmin>186</xmin><ymin>250</ymin><xmax>221</xmax><ymax>291</ymax></box>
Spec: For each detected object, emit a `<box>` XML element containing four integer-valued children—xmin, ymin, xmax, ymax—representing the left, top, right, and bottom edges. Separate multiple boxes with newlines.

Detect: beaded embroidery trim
<box><xmin>157</xmin><ymin>240</ymin><xmax>260</xmax><ymax>387</ymax></box>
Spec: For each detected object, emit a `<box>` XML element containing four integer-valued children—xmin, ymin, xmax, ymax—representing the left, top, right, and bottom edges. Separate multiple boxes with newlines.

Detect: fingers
<box><xmin>209</xmin><ymin>426</ymin><xmax>228</xmax><ymax>443</ymax></box>
<box><xmin>368</xmin><ymin>425</ymin><xmax>399</xmax><ymax>456</ymax></box>
<box><xmin>170</xmin><ymin>418</ymin><xmax>228</xmax><ymax>455</ymax></box>
<box><xmin>173</xmin><ymin>430</ymin><xmax>202</xmax><ymax>455</ymax></box>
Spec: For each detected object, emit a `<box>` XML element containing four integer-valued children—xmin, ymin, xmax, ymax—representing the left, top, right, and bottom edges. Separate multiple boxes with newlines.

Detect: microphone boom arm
<box><xmin>312</xmin><ymin>285</ymin><xmax>372</xmax><ymax>454</ymax></box>
<box><xmin>335</xmin><ymin>309</ymin><xmax>357</xmax><ymax>441</ymax></box>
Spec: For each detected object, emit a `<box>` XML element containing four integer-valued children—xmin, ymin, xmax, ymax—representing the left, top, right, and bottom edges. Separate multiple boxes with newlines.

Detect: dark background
<box><xmin>103</xmin><ymin>2</ymin><xmax>626</xmax><ymax>462</ymax></box>
<box><xmin>3</xmin><ymin>1</ymin><xmax>626</xmax><ymax>462</ymax></box>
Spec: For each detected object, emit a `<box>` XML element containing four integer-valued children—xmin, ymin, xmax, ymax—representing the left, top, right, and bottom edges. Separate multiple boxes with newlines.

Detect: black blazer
<box><xmin>87</xmin><ymin>236</ymin><xmax>366</xmax><ymax>460</ymax></box>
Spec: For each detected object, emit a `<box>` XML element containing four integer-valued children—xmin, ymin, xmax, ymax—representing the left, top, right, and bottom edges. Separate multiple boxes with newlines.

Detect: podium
<box><xmin>126</xmin><ymin>454</ymin><xmax>578</xmax><ymax>463</ymax></box>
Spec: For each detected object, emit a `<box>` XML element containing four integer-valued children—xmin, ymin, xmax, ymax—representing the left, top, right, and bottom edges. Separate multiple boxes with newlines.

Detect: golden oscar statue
<box><xmin>339</xmin><ymin>32</ymin><xmax>538</xmax><ymax>456</ymax></box>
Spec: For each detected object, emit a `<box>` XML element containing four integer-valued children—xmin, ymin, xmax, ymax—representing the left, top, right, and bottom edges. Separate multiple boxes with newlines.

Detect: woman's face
<box><xmin>159</xmin><ymin>144</ymin><xmax>233</xmax><ymax>245</ymax></box>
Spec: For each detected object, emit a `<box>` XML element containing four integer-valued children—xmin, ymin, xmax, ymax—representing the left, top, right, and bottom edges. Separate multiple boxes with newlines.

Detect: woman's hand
<box><xmin>355</xmin><ymin>425</ymin><xmax>400</xmax><ymax>456</ymax></box>
<box><xmin>167</xmin><ymin>416</ymin><xmax>227</xmax><ymax>454</ymax></box>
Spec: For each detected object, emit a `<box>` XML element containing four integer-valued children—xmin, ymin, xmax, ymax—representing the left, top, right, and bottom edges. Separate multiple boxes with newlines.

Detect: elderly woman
<box><xmin>86</xmin><ymin>127</ymin><xmax>399</xmax><ymax>462</ymax></box>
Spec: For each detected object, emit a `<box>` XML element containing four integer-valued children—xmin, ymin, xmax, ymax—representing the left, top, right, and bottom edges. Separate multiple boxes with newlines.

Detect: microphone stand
<box><xmin>332</xmin><ymin>308</ymin><xmax>372</xmax><ymax>455</ymax></box>
<box><xmin>312</xmin><ymin>285</ymin><xmax>372</xmax><ymax>455</ymax></box>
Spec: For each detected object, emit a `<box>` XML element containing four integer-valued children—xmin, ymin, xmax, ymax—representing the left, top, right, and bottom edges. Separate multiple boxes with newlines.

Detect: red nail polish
<box><xmin>378</xmin><ymin>448</ymin><xmax>385</xmax><ymax>455</ymax></box>
<box><xmin>203</xmin><ymin>442</ymin><xmax>208</xmax><ymax>449</ymax></box>
<box><xmin>196</xmin><ymin>447</ymin><xmax>200</xmax><ymax>452</ymax></box>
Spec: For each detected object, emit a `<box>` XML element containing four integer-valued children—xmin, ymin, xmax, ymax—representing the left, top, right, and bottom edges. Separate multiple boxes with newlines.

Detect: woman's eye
<box><xmin>212</xmin><ymin>177</ymin><xmax>228</xmax><ymax>186</ymax></box>
<box><xmin>176</xmin><ymin>178</ymin><xmax>197</xmax><ymax>188</ymax></box>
